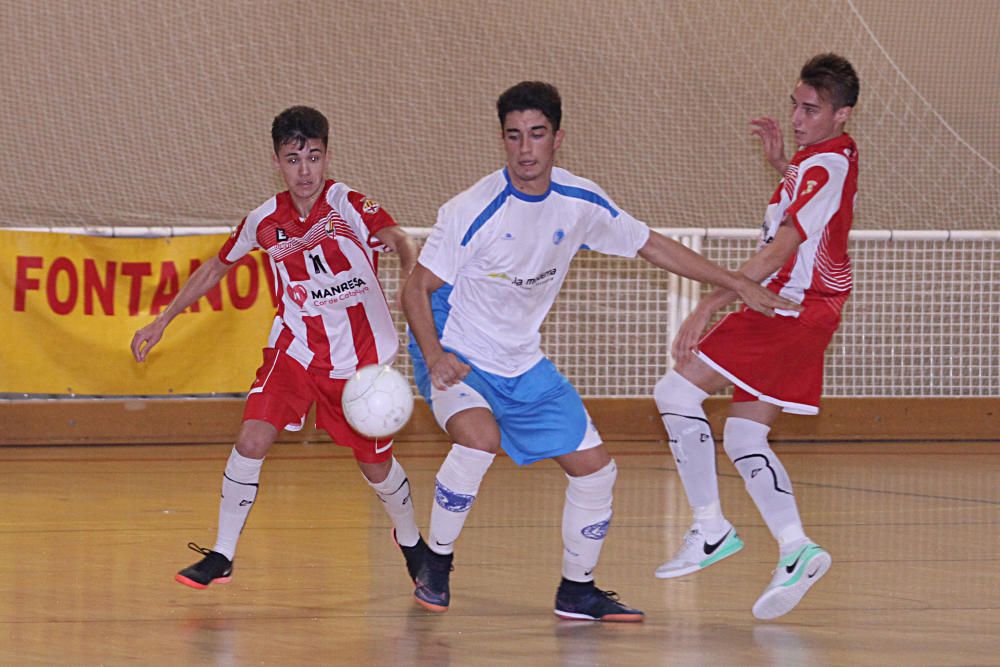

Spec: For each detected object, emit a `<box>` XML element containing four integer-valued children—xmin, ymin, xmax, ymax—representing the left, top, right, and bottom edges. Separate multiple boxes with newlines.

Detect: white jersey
<box><xmin>418</xmin><ymin>166</ymin><xmax>650</xmax><ymax>376</ymax></box>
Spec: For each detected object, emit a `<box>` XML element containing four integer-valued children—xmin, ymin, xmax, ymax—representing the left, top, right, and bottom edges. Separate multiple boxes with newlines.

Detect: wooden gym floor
<box><xmin>1</xmin><ymin>440</ymin><xmax>997</xmax><ymax>666</ymax></box>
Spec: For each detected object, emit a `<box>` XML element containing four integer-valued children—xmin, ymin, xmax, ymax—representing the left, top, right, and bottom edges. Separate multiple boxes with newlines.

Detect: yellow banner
<box><xmin>0</xmin><ymin>230</ymin><xmax>276</xmax><ymax>395</ymax></box>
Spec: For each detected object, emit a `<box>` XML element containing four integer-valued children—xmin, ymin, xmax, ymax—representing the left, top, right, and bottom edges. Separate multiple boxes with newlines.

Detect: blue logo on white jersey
<box><xmin>552</xmin><ymin>229</ymin><xmax>565</xmax><ymax>245</ymax></box>
<box><xmin>502</xmin><ymin>232</ymin><xmax>515</xmax><ymax>241</ymax></box>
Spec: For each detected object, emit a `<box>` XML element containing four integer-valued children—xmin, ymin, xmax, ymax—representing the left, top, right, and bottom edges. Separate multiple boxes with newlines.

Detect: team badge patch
<box><xmin>434</xmin><ymin>480</ymin><xmax>475</xmax><ymax>512</ymax></box>
<box><xmin>276</xmin><ymin>228</ymin><xmax>288</xmax><ymax>242</ymax></box>
<box><xmin>325</xmin><ymin>218</ymin><xmax>337</xmax><ymax>238</ymax></box>
<box><xmin>362</xmin><ymin>198</ymin><xmax>381</xmax><ymax>215</ymax></box>
<box><xmin>581</xmin><ymin>519</ymin><xmax>610</xmax><ymax>540</ymax></box>
<box><xmin>287</xmin><ymin>284</ymin><xmax>307</xmax><ymax>307</ymax></box>
<box><xmin>552</xmin><ymin>229</ymin><xmax>565</xmax><ymax>245</ymax></box>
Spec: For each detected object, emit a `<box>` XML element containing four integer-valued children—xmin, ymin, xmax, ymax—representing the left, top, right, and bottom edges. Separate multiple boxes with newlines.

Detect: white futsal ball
<box><xmin>342</xmin><ymin>364</ymin><xmax>415</xmax><ymax>439</ymax></box>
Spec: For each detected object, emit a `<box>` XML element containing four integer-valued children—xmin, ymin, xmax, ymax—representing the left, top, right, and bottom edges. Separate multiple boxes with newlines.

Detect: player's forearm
<box><xmin>738</xmin><ymin>225</ymin><xmax>802</xmax><ymax>283</ymax></box>
<box><xmin>401</xmin><ymin>270</ymin><xmax>446</xmax><ymax>364</ymax></box>
<box><xmin>153</xmin><ymin>257</ymin><xmax>229</xmax><ymax>327</ymax></box>
<box><xmin>638</xmin><ymin>231</ymin><xmax>749</xmax><ymax>294</ymax></box>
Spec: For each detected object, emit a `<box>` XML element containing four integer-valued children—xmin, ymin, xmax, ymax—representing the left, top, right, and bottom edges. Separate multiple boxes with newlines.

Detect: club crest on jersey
<box><xmin>287</xmin><ymin>284</ymin><xmax>307</xmax><ymax>308</ymax></box>
<box><xmin>276</xmin><ymin>228</ymin><xmax>288</xmax><ymax>242</ymax></box>
<box><xmin>362</xmin><ymin>198</ymin><xmax>381</xmax><ymax>215</ymax></box>
<box><xmin>552</xmin><ymin>229</ymin><xmax>565</xmax><ymax>245</ymax></box>
<box><xmin>324</xmin><ymin>217</ymin><xmax>338</xmax><ymax>239</ymax></box>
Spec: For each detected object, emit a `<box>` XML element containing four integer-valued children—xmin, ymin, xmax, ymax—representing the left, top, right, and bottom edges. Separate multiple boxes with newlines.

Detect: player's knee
<box><xmin>566</xmin><ymin>459</ymin><xmax>617</xmax><ymax>508</ymax></box>
<box><xmin>722</xmin><ymin>417</ymin><xmax>772</xmax><ymax>461</ymax></box>
<box><xmin>434</xmin><ymin>443</ymin><xmax>496</xmax><ymax>510</ymax></box>
<box><xmin>655</xmin><ymin>369</ymin><xmax>709</xmax><ymax>411</ymax></box>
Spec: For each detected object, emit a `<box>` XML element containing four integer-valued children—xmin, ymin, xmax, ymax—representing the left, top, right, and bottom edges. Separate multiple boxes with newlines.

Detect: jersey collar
<box><xmin>502</xmin><ymin>167</ymin><xmax>551</xmax><ymax>202</ymax></box>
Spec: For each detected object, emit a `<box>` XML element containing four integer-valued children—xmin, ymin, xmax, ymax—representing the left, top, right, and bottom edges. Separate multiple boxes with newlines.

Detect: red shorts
<box><xmin>243</xmin><ymin>348</ymin><xmax>393</xmax><ymax>463</ymax></box>
<box><xmin>695</xmin><ymin>309</ymin><xmax>835</xmax><ymax>415</ymax></box>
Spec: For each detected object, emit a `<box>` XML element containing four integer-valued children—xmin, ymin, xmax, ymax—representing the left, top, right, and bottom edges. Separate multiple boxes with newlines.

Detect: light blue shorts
<box><xmin>410</xmin><ymin>342</ymin><xmax>602</xmax><ymax>466</ymax></box>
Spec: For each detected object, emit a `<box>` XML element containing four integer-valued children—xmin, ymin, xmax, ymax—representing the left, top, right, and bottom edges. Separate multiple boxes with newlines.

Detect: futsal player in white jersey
<box><xmin>131</xmin><ymin>107</ymin><xmax>426</xmax><ymax>590</ymax></box>
<box><xmin>652</xmin><ymin>54</ymin><xmax>860</xmax><ymax>620</ymax></box>
<box><xmin>401</xmin><ymin>81</ymin><xmax>799</xmax><ymax>621</ymax></box>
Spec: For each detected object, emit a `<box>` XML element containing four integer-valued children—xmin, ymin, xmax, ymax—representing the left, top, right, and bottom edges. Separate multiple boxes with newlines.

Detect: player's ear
<box><xmin>833</xmin><ymin>105</ymin><xmax>852</xmax><ymax>126</ymax></box>
<box><xmin>271</xmin><ymin>152</ymin><xmax>281</xmax><ymax>172</ymax></box>
<box><xmin>553</xmin><ymin>128</ymin><xmax>565</xmax><ymax>150</ymax></box>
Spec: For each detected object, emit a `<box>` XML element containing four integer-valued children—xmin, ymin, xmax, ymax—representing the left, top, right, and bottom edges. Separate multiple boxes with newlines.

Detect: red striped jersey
<box><xmin>218</xmin><ymin>179</ymin><xmax>399</xmax><ymax>378</ymax></box>
<box><xmin>760</xmin><ymin>133</ymin><xmax>858</xmax><ymax>328</ymax></box>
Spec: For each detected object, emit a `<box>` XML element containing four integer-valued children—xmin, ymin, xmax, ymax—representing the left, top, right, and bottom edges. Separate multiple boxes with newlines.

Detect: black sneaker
<box><xmin>175</xmin><ymin>543</ymin><xmax>233</xmax><ymax>590</ymax></box>
<box><xmin>392</xmin><ymin>529</ymin><xmax>428</xmax><ymax>584</ymax></box>
<box><xmin>414</xmin><ymin>549</ymin><xmax>453</xmax><ymax>612</ymax></box>
<box><xmin>554</xmin><ymin>578</ymin><xmax>644</xmax><ymax>622</ymax></box>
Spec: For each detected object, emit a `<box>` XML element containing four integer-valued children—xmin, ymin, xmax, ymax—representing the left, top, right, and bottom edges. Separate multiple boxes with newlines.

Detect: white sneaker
<box><xmin>752</xmin><ymin>543</ymin><xmax>831</xmax><ymax>620</ymax></box>
<box><xmin>654</xmin><ymin>523</ymin><xmax>744</xmax><ymax>579</ymax></box>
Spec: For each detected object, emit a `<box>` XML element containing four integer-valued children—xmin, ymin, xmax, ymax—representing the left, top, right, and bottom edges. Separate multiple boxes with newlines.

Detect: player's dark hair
<box><xmin>800</xmin><ymin>53</ymin><xmax>860</xmax><ymax>110</ymax></box>
<box><xmin>496</xmin><ymin>81</ymin><xmax>562</xmax><ymax>131</ymax></box>
<box><xmin>271</xmin><ymin>106</ymin><xmax>329</xmax><ymax>154</ymax></box>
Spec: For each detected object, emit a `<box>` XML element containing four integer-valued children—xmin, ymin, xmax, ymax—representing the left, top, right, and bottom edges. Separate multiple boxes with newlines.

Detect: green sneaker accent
<box><xmin>698</xmin><ymin>531</ymin><xmax>745</xmax><ymax>568</ymax></box>
<box><xmin>778</xmin><ymin>544</ymin><xmax>824</xmax><ymax>588</ymax></box>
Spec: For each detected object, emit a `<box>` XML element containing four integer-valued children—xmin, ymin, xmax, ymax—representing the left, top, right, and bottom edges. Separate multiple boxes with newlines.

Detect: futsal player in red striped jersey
<box><xmin>131</xmin><ymin>106</ymin><xmax>425</xmax><ymax>590</ymax></box>
<box><xmin>653</xmin><ymin>54</ymin><xmax>860</xmax><ymax>619</ymax></box>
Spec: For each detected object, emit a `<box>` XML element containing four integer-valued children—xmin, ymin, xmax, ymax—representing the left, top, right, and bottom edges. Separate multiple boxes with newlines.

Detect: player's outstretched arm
<box><xmin>373</xmin><ymin>225</ymin><xmax>419</xmax><ymax>277</ymax></box>
<box><xmin>373</xmin><ymin>225</ymin><xmax>420</xmax><ymax>310</ymax></box>
<box><xmin>130</xmin><ymin>256</ymin><xmax>230</xmax><ymax>362</ymax></box>
<box><xmin>750</xmin><ymin>116</ymin><xmax>788</xmax><ymax>174</ymax></box>
<box><xmin>401</xmin><ymin>264</ymin><xmax>470</xmax><ymax>390</ymax></box>
<box><xmin>637</xmin><ymin>231</ymin><xmax>799</xmax><ymax>316</ymax></box>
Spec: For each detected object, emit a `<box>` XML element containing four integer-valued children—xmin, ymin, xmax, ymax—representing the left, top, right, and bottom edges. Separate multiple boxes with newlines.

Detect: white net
<box><xmin>381</xmin><ymin>229</ymin><xmax>1000</xmax><ymax>398</ymax></box>
<box><xmin>0</xmin><ymin>1</ymin><xmax>997</xmax><ymax>399</ymax></box>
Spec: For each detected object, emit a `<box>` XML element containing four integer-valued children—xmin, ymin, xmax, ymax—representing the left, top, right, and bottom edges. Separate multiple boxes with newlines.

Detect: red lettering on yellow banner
<box><xmin>121</xmin><ymin>262</ymin><xmax>153</xmax><ymax>316</ymax></box>
<box><xmin>187</xmin><ymin>258</ymin><xmax>222</xmax><ymax>313</ymax></box>
<box><xmin>150</xmin><ymin>261</ymin><xmax>180</xmax><ymax>315</ymax></box>
<box><xmin>46</xmin><ymin>257</ymin><xmax>78</xmax><ymax>316</ymax></box>
<box><xmin>11</xmin><ymin>254</ymin><xmax>271</xmax><ymax>316</ymax></box>
<box><xmin>83</xmin><ymin>259</ymin><xmax>116</xmax><ymax>315</ymax></box>
<box><xmin>14</xmin><ymin>256</ymin><xmax>43</xmax><ymax>311</ymax></box>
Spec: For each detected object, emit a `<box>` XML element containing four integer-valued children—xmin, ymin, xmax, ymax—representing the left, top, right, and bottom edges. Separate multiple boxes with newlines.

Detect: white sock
<box><xmin>428</xmin><ymin>444</ymin><xmax>495</xmax><ymax>555</ymax></box>
<box><xmin>655</xmin><ymin>371</ymin><xmax>725</xmax><ymax>533</ymax></box>
<box><xmin>693</xmin><ymin>501</ymin><xmax>729</xmax><ymax>538</ymax></box>
<box><xmin>366</xmin><ymin>457</ymin><xmax>420</xmax><ymax>547</ymax></box>
<box><xmin>562</xmin><ymin>460</ymin><xmax>617</xmax><ymax>583</ymax></box>
<box><xmin>723</xmin><ymin>417</ymin><xmax>805</xmax><ymax>551</ymax></box>
<box><xmin>213</xmin><ymin>448</ymin><xmax>263</xmax><ymax>561</ymax></box>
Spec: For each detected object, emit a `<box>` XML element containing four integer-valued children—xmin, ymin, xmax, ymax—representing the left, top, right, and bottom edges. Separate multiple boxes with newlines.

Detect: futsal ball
<box><xmin>342</xmin><ymin>364</ymin><xmax>415</xmax><ymax>438</ymax></box>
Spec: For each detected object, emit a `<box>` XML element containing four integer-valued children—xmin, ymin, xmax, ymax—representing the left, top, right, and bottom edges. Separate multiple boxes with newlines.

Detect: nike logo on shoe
<box><xmin>785</xmin><ymin>551</ymin><xmax>806</xmax><ymax>573</ymax></box>
<box><xmin>703</xmin><ymin>530</ymin><xmax>731</xmax><ymax>555</ymax></box>
<box><xmin>239</xmin><ymin>500</ymin><xmax>253</xmax><ymax>506</ymax></box>
<box><xmin>435</xmin><ymin>540</ymin><xmax>454</xmax><ymax>547</ymax></box>
<box><xmin>807</xmin><ymin>566</ymin><xmax>820</xmax><ymax>578</ymax></box>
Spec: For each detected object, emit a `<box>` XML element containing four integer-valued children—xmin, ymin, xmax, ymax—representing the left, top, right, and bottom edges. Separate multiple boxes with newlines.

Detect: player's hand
<box><xmin>671</xmin><ymin>308</ymin><xmax>712</xmax><ymax>363</ymax></box>
<box><xmin>734</xmin><ymin>275</ymin><xmax>801</xmax><ymax>317</ymax></box>
<box><xmin>131</xmin><ymin>321</ymin><xmax>165</xmax><ymax>362</ymax></box>
<box><xmin>429</xmin><ymin>352</ymin><xmax>471</xmax><ymax>390</ymax></box>
<box><xmin>750</xmin><ymin>116</ymin><xmax>788</xmax><ymax>174</ymax></box>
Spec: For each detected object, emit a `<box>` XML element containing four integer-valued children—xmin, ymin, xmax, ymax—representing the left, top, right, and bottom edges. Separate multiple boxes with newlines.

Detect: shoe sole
<box><xmin>752</xmin><ymin>551</ymin><xmax>832</xmax><ymax>620</ymax></box>
<box><xmin>414</xmin><ymin>595</ymin><xmax>448</xmax><ymax>613</ymax></box>
<box><xmin>654</xmin><ymin>535</ymin><xmax>745</xmax><ymax>579</ymax></box>
<box><xmin>553</xmin><ymin>609</ymin><xmax>644</xmax><ymax>623</ymax></box>
<box><xmin>175</xmin><ymin>573</ymin><xmax>231</xmax><ymax>590</ymax></box>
